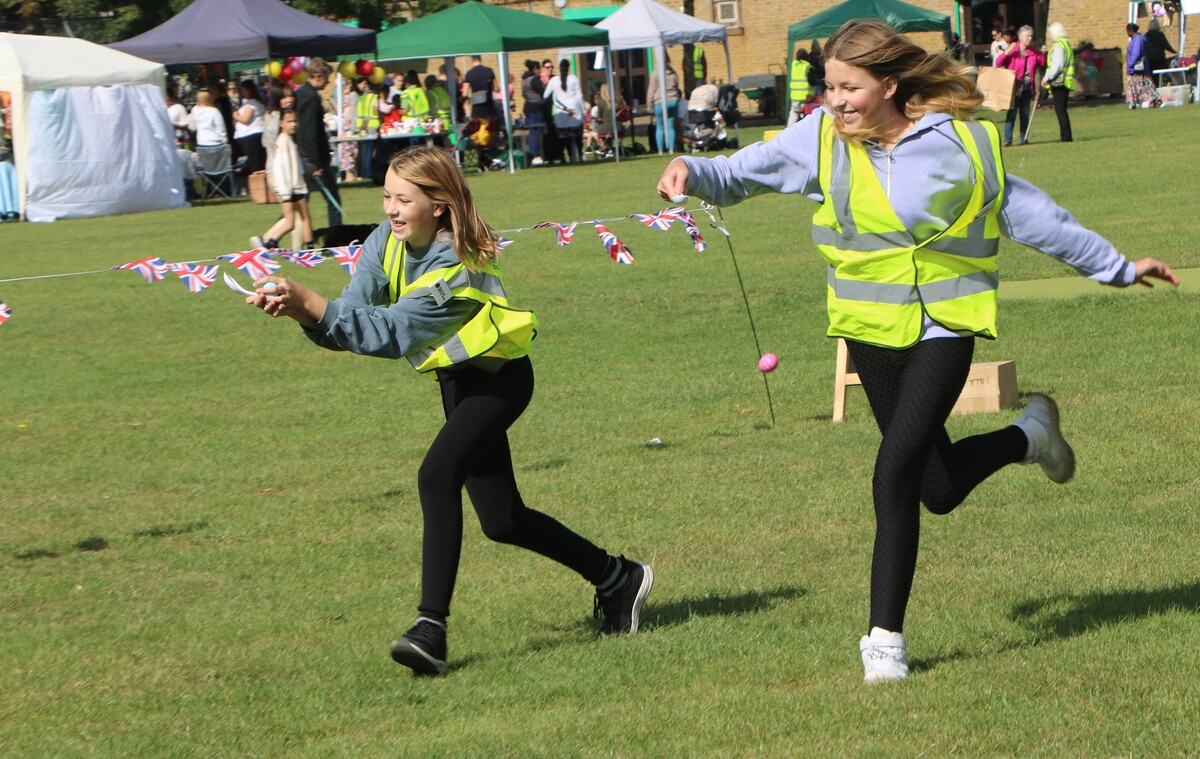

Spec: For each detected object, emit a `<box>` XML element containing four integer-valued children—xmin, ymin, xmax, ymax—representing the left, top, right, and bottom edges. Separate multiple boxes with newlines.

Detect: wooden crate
<box><xmin>832</xmin><ymin>338</ymin><xmax>1019</xmax><ymax>422</ymax></box>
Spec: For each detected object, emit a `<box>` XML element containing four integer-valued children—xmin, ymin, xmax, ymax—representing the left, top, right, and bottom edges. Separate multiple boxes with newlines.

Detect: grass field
<box><xmin>2</xmin><ymin>102</ymin><xmax>1199</xmax><ymax>757</ymax></box>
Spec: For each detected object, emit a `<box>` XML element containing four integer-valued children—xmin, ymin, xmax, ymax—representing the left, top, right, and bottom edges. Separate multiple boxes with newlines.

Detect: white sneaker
<box><xmin>249</xmin><ymin>235</ymin><xmax>265</xmax><ymax>250</ymax></box>
<box><xmin>1013</xmin><ymin>393</ymin><xmax>1075</xmax><ymax>483</ymax></box>
<box><xmin>859</xmin><ymin>627</ymin><xmax>908</xmax><ymax>683</ymax></box>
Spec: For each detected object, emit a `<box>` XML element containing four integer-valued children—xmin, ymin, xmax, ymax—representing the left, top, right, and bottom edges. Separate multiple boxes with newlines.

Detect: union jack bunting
<box><xmin>593</xmin><ymin>222</ymin><xmax>634</xmax><ymax>265</ymax></box>
<box><xmin>533</xmin><ymin>221</ymin><xmax>578</xmax><ymax>246</ymax></box>
<box><xmin>170</xmin><ymin>264</ymin><xmax>219</xmax><ymax>293</ymax></box>
<box><xmin>628</xmin><ymin>207</ymin><xmax>684</xmax><ymax>231</ymax></box>
<box><xmin>496</xmin><ymin>237</ymin><xmax>515</xmax><ymax>250</ymax></box>
<box><xmin>219</xmin><ymin>249</ymin><xmax>281</xmax><ymax>279</ymax></box>
<box><xmin>675</xmin><ymin>210</ymin><xmax>707</xmax><ymax>253</ymax></box>
<box><xmin>0</xmin><ymin>299</ymin><xmax>10</xmax><ymax>325</ymax></box>
<box><xmin>331</xmin><ymin>245</ymin><xmax>363</xmax><ymax>275</ymax></box>
<box><xmin>277</xmin><ymin>250</ymin><xmax>326</xmax><ymax>268</ymax></box>
<box><xmin>115</xmin><ymin>256</ymin><xmax>171</xmax><ymax>283</ymax></box>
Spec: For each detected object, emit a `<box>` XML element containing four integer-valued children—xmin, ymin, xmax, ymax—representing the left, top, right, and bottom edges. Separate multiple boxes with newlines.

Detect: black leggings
<box><xmin>846</xmin><ymin>338</ymin><xmax>1027</xmax><ymax>633</ymax></box>
<box><xmin>417</xmin><ymin>356</ymin><xmax>610</xmax><ymax>620</ymax></box>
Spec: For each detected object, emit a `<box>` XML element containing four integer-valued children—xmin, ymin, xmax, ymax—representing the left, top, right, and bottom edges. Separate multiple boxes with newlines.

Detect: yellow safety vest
<box><xmin>383</xmin><ymin>235</ymin><xmax>538</xmax><ymax>373</ymax></box>
<box><xmin>692</xmin><ymin>47</ymin><xmax>706</xmax><ymax>80</ymax></box>
<box><xmin>428</xmin><ymin>85</ymin><xmax>452</xmax><ymax>119</ymax></box>
<box><xmin>1051</xmin><ymin>37</ymin><xmax>1076</xmax><ymax>90</ymax></box>
<box><xmin>356</xmin><ymin>92</ymin><xmax>379</xmax><ymax>130</ymax></box>
<box><xmin>401</xmin><ymin>85</ymin><xmax>431</xmax><ymax>118</ymax></box>
<box><xmin>813</xmin><ymin>115</ymin><xmax>1006</xmax><ymax>348</ymax></box>
<box><xmin>790</xmin><ymin>59</ymin><xmax>813</xmax><ymax>104</ymax></box>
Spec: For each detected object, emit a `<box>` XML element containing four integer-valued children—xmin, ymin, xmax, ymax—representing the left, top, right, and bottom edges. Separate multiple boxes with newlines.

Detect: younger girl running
<box><xmin>246</xmin><ymin>146</ymin><xmax>653</xmax><ymax>675</ymax></box>
<box><xmin>658</xmin><ymin>19</ymin><xmax>1178</xmax><ymax>684</ymax></box>
<box><xmin>250</xmin><ymin>108</ymin><xmax>313</xmax><ymax>252</ymax></box>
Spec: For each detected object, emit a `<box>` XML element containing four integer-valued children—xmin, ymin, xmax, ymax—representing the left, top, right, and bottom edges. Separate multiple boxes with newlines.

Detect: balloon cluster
<box><xmin>338</xmin><ymin>59</ymin><xmax>387</xmax><ymax>84</ymax></box>
<box><xmin>267</xmin><ymin>56</ymin><xmax>311</xmax><ymax>84</ymax></box>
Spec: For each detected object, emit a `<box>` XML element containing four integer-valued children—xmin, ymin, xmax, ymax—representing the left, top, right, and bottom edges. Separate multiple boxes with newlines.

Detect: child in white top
<box><xmin>250</xmin><ymin>108</ymin><xmax>312</xmax><ymax>250</ymax></box>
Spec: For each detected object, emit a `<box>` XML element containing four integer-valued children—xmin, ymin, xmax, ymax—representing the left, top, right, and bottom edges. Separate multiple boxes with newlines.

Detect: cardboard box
<box><xmin>977</xmin><ymin>66</ymin><xmax>1016</xmax><ymax>112</ymax></box>
<box><xmin>247</xmin><ymin>171</ymin><xmax>278</xmax><ymax>205</ymax></box>
<box><xmin>1158</xmin><ymin>85</ymin><xmax>1191</xmax><ymax>107</ymax></box>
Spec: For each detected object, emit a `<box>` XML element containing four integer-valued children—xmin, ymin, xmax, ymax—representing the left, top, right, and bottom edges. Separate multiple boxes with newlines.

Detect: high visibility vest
<box><xmin>383</xmin><ymin>235</ymin><xmax>538</xmax><ymax>372</ymax></box>
<box><xmin>692</xmin><ymin>47</ymin><xmax>706</xmax><ymax>81</ymax></box>
<box><xmin>790</xmin><ymin>59</ymin><xmax>814</xmax><ymax>105</ymax></box>
<box><xmin>356</xmin><ymin>92</ymin><xmax>379</xmax><ymax>130</ymax></box>
<box><xmin>1050</xmin><ymin>37</ymin><xmax>1076</xmax><ymax>90</ymax></box>
<box><xmin>428</xmin><ymin>85</ymin><xmax>452</xmax><ymax>119</ymax></box>
<box><xmin>812</xmin><ymin>115</ymin><xmax>1006</xmax><ymax>348</ymax></box>
<box><xmin>401</xmin><ymin>85</ymin><xmax>431</xmax><ymax>118</ymax></box>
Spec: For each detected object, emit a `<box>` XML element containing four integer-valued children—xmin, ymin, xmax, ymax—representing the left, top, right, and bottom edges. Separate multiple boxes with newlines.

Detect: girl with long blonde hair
<box><xmin>659</xmin><ymin>19</ymin><xmax>1177</xmax><ymax>684</ymax></box>
<box><xmin>246</xmin><ymin>145</ymin><xmax>653</xmax><ymax>675</ymax></box>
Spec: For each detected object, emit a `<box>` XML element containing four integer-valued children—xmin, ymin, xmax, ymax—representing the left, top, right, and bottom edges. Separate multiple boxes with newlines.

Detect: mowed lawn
<box><xmin>2</xmin><ymin>102</ymin><xmax>1199</xmax><ymax>757</ymax></box>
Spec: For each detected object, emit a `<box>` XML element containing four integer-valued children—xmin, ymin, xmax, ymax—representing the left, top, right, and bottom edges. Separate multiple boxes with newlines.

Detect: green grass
<box><xmin>2</xmin><ymin>103</ymin><xmax>1199</xmax><ymax>757</ymax></box>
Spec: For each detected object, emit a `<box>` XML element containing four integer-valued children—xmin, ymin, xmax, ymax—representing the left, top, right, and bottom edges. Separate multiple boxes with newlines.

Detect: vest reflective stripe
<box><xmin>790</xmin><ymin>59</ymin><xmax>813</xmax><ymax>103</ymax></box>
<box><xmin>382</xmin><ymin>234</ymin><xmax>536</xmax><ymax>372</ymax></box>
<box><xmin>356</xmin><ymin>92</ymin><xmax>379</xmax><ymax>129</ymax></box>
<box><xmin>1052</xmin><ymin>38</ymin><xmax>1076</xmax><ymax>90</ymax></box>
<box><xmin>428</xmin><ymin>86</ymin><xmax>452</xmax><ymax>118</ymax></box>
<box><xmin>402</xmin><ymin>86</ymin><xmax>431</xmax><ymax>117</ymax></box>
<box><xmin>812</xmin><ymin>115</ymin><xmax>1005</xmax><ymax>348</ymax></box>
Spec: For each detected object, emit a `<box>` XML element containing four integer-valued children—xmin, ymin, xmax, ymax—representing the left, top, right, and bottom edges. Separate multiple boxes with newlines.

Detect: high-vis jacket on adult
<box><xmin>304</xmin><ymin>223</ymin><xmax>536</xmax><ymax>371</ymax></box>
<box><xmin>790</xmin><ymin>59</ymin><xmax>814</xmax><ymax>106</ymax></box>
<box><xmin>813</xmin><ymin>114</ymin><xmax>1004</xmax><ymax>347</ymax></box>
<box><xmin>677</xmin><ymin>109</ymin><xmax>1136</xmax><ymax>344</ymax></box>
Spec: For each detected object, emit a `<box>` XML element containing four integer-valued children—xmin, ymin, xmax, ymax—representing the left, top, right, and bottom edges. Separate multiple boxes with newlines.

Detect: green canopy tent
<box><xmin>374</xmin><ymin>1</ymin><xmax>615</xmax><ymax>172</ymax></box>
<box><xmin>787</xmin><ymin>0</ymin><xmax>951</xmax><ymax>56</ymax></box>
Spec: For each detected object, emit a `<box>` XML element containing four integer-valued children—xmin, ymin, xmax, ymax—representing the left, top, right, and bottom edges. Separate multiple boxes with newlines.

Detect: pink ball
<box><xmin>758</xmin><ymin>353</ymin><xmax>779</xmax><ymax>373</ymax></box>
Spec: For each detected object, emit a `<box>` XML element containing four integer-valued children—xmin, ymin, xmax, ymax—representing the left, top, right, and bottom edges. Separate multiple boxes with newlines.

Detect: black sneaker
<box><xmin>593</xmin><ymin>557</ymin><xmax>654</xmax><ymax>635</ymax></box>
<box><xmin>390</xmin><ymin>619</ymin><xmax>449</xmax><ymax>675</ymax></box>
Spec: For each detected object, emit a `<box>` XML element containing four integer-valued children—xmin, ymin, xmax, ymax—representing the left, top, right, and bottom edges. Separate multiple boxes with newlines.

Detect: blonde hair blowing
<box><xmin>824</xmin><ymin>19</ymin><xmax>982</xmax><ymax>142</ymax></box>
<box><xmin>388</xmin><ymin>146</ymin><xmax>500</xmax><ymax>269</ymax></box>
<box><xmin>1047</xmin><ymin>22</ymin><xmax>1068</xmax><ymax>41</ymax></box>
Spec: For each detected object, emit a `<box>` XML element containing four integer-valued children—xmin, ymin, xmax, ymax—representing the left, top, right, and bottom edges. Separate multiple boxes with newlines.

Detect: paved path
<box><xmin>1000</xmin><ymin>267</ymin><xmax>1198</xmax><ymax>300</ymax></box>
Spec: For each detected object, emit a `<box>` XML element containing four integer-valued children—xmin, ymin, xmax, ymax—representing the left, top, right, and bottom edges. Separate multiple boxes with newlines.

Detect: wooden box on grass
<box><xmin>833</xmin><ymin>339</ymin><xmax>1019</xmax><ymax>421</ymax></box>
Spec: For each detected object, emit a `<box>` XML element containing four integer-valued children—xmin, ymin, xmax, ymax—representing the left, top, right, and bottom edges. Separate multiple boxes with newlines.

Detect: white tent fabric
<box><xmin>575</xmin><ymin>0</ymin><xmax>736</xmax><ymax>152</ymax></box>
<box><xmin>0</xmin><ymin>33</ymin><xmax>186</xmax><ymax>222</ymax></box>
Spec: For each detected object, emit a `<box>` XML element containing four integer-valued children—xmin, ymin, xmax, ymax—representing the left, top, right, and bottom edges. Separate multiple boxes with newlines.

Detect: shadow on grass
<box><xmin>641</xmin><ymin>585</ymin><xmax>808</xmax><ymax>631</ymax></box>
<box><xmin>911</xmin><ymin>581</ymin><xmax>1200</xmax><ymax>674</ymax></box>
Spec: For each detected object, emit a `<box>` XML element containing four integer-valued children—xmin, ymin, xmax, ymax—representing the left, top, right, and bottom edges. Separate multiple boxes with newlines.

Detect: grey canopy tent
<box><xmin>373</xmin><ymin>1</ymin><xmax>613</xmax><ymax>172</ymax></box>
<box><xmin>109</xmin><ymin>0</ymin><xmax>375</xmax><ymax>64</ymax></box>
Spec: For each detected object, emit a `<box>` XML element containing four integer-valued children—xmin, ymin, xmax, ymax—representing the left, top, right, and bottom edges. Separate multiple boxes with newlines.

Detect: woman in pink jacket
<box><xmin>994</xmin><ymin>26</ymin><xmax>1046</xmax><ymax>146</ymax></box>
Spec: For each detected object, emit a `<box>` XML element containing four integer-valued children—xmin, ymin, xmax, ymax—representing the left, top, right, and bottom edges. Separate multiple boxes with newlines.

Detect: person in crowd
<box><xmin>788</xmin><ymin>48</ymin><xmax>821</xmax><ymax>126</ymax></box>
<box><xmin>261</xmin><ymin>81</ymin><xmax>293</xmax><ymax>169</ymax></box>
<box><xmin>250</xmin><ymin>107</ymin><xmax>313</xmax><ymax>252</ymax></box>
<box><xmin>1125</xmin><ymin>23</ymin><xmax>1162</xmax><ymax>109</ymax></box>
<box><xmin>521</xmin><ymin>59</ymin><xmax>547</xmax><ymax>165</ymax></box>
<box><xmin>166</xmin><ymin>85</ymin><xmax>190</xmax><ymax>146</ymax></box>
<box><xmin>592</xmin><ymin>81</ymin><xmax>625</xmax><ymax>159</ymax></box>
<box><xmin>294</xmin><ymin>57</ymin><xmax>342</xmax><ymax>227</ymax></box>
<box><xmin>689</xmin><ymin>78</ymin><xmax>720</xmax><ymax>113</ymax></box>
<box><xmin>425</xmin><ymin>74</ymin><xmax>452</xmax><ymax>131</ymax></box>
<box><xmin>646</xmin><ymin>53</ymin><xmax>682</xmax><ymax>154</ymax></box>
<box><xmin>352</xmin><ymin>76</ymin><xmax>380</xmax><ymax>179</ymax></box>
<box><xmin>243</xmin><ymin>145</ymin><xmax>654</xmax><ymax>675</ymax></box>
<box><xmin>188</xmin><ymin>90</ymin><xmax>231</xmax><ymax>197</ymax></box>
<box><xmin>210</xmin><ymin>81</ymin><xmax>235</xmax><ymax>149</ymax></box>
<box><xmin>232</xmin><ymin>79</ymin><xmax>266</xmax><ymax>174</ymax></box>
<box><xmin>1042</xmin><ymin>22</ymin><xmax>1075</xmax><ymax>142</ymax></box>
<box><xmin>656</xmin><ymin>18</ymin><xmax>1179</xmax><ymax>684</ymax></box>
<box><xmin>1144</xmin><ymin>21</ymin><xmax>1177</xmax><ymax>82</ymax></box>
<box><xmin>463</xmin><ymin>55</ymin><xmax>496</xmax><ymax>119</ymax></box>
<box><xmin>995</xmin><ymin>26</ymin><xmax>1045</xmax><ymax>146</ymax></box>
<box><xmin>337</xmin><ymin>76</ymin><xmax>359</xmax><ymax>182</ymax></box>
<box><xmin>543</xmin><ymin>58</ymin><xmax>585</xmax><ymax>164</ymax></box>
<box><xmin>400</xmin><ymin>70</ymin><xmax>431</xmax><ymax>120</ymax></box>
<box><xmin>990</xmin><ymin>26</ymin><xmax>1008</xmax><ymax>63</ymax></box>
<box><xmin>539</xmin><ymin>59</ymin><xmax>562</xmax><ymax>164</ymax></box>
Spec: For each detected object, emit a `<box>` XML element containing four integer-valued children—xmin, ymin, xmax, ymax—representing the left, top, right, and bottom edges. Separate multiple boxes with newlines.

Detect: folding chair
<box><xmin>195</xmin><ymin>144</ymin><xmax>235</xmax><ymax>199</ymax></box>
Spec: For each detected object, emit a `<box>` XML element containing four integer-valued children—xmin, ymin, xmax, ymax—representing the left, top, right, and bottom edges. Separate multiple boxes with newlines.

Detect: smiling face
<box><xmin>383</xmin><ymin>170</ymin><xmax>444</xmax><ymax>248</ymax></box>
<box><xmin>823</xmin><ymin>57</ymin><xmax>899</xmax><ymax>133</ymax></box>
